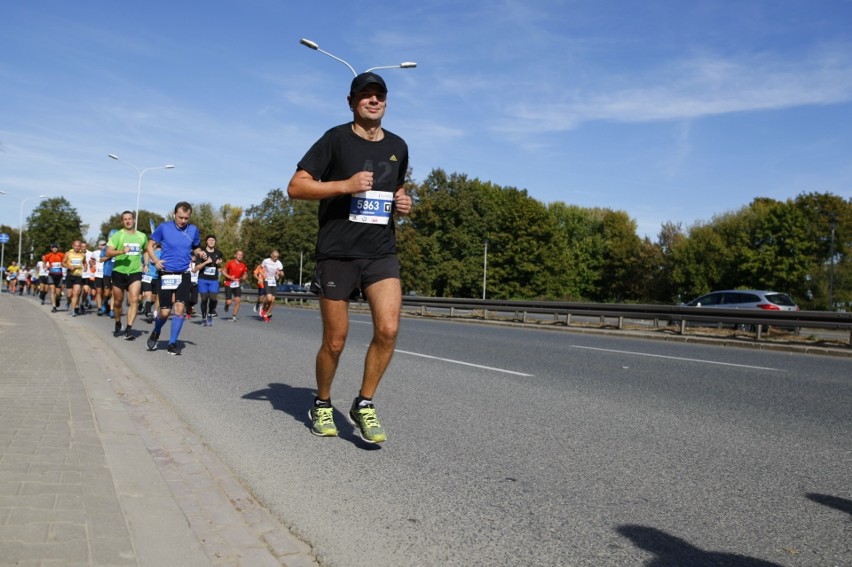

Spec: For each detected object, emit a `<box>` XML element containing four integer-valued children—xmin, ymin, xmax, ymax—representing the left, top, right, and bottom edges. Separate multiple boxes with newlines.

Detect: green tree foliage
<box><xmin>651</xmin><ymin>222</ymin><xmax>686</xmax><ymax>302</ymax></box>
<box><xmin>548</xmin><ymin>203</ymin><xmax>605</xmax><ymax>299</ymax></box>
<box><xmin>736</xmin><ymin>198</ymin><xmax>814</xmax><ymax>297</ymax></box>
<box><xmin>792</xmin><ymin>192</ymin><xmax>851</xmax><ymax>309</ymax></box>
<box><xmin>30</xmin><ymin>169</ymin><xmax>851</xmax><ymax>309</ymax></box>
<box><xmin>0</xmin><ymin>224</ymin><xmax>20</xmax><ymax>267</ymax></box>
<box><xmin>401</xmin><ymin>170</ymin><xmax>564</xmax><ymax>299</ymax></box>
<box><xmin>26</xmin><ymin>197</ymin><xmax>85</xmax><ymax>259</ymax></box>
<box><xmin>241</xmin><ymin>189</ymin><xmax>318</xmax><ymax>283</ymax></box>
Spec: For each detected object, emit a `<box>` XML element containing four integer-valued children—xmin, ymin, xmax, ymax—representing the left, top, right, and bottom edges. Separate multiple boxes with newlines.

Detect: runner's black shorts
<box><xmin>157</xmin><ymin>272</ymin><xmax>191</xmax><ymax>309</ymax></box>
<box><xmin>224</xmin><ymin>284</ymin><xmax>242</xmax><ymax>299</ymax></box>
<box><xmin>141</xmin><ymin>278</ymin><xmax>160</xmax><ymax>294</ymax></box>
<box><xmin>111</xmin><ymin>271</ymin><xmax>142</xmax><ymax>291</ymax></box>
<box><xmin>312</xmin><ymin>256</ymin><xmax>400</xmax><ymax>301</ymax></box>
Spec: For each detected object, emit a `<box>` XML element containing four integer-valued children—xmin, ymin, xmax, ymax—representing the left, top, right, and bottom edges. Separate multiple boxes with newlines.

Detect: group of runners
<box><xmin>13</xmin><ymin>208</ymin><xmax>294</xmax><ymax>351</ymax></box>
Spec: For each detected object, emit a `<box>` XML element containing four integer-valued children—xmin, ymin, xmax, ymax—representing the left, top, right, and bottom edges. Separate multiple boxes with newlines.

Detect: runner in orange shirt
<box><xmin>221</xmin><ymin>250</ymin><xmax>249</xmax><ymax>321</ymax></box>
<box><xmin>42</xmin><ymin>243</ymin><xmax>65</xmax><ymax>312</ymax></box>
<box><xmin>252</xmin><ymin>262</ymin><xmax>265</xmax><ymax>313</ymax></box>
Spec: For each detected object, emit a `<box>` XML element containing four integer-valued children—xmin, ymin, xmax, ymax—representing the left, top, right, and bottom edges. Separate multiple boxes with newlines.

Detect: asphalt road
<box><xmin>62</xmin><ymin>301</ymin><xmax>851</xmax><ymax>566</ymax></box>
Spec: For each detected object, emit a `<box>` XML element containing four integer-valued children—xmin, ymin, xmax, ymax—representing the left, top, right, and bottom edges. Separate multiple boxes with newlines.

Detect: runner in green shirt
<box><xmin>105</xmin><ymin>211</ymin><xmax>148</xmax><ymax>340</ymax></box>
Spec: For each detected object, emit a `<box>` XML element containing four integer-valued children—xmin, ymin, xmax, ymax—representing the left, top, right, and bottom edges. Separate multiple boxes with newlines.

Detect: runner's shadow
<box><xmin>242</xmin><ymin>383</ymin><xmax>379</xmax><ymax>450</ymax></box>
<box><xmin>616</xmin><ymin>525</ymin><xmax>783</xmax><ymax>566</ymax></box>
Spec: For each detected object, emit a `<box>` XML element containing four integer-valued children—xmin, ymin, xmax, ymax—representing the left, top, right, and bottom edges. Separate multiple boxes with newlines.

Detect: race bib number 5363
<box><xmin>349</xmin><ymin>191</ymin><xmax>393</xmax><ymax>225</ymax></box>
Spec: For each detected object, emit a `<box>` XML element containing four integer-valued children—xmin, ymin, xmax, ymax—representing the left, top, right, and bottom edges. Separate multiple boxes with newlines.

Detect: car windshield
<box><xmin>765</xmin><ymin>293</ymin><xmax>796</xmax><ymax>307</ymax></box>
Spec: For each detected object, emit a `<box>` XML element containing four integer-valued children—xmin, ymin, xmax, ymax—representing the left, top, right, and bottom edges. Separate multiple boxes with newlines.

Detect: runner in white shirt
<box><xmin>90</xmin><ymin>240</ymin><xmax>107</xmax><ymax>316</ymax></box>
<box><xmin>258</xmin><ymin>250</ymin><xmax>283</xmax><ymax>323</ymax></box>
<box><xmin>36</xmin><ymin>260</ymin><xmax>49</xmax><ymax>304</ymax></box>
<box><xmin>81</xmin><ymin>242</ymin><xmax>94</xmax><ymax>311</ymax></box>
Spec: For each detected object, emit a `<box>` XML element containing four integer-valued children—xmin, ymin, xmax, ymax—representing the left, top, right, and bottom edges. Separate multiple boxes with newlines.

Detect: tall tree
<box><xmin>26</xmin><ymin>197</ymin><xmax>85</xmax><ymax>259</ymax></box>
<box><xmin>241</xmin><ymin>189</ymin><xmax>318</xmax><ymax>284</ymax></box>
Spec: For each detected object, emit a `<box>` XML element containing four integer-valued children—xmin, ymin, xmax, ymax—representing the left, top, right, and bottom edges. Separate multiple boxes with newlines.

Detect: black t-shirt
<box><xmin>198</xmin><ymin>249</ymin><xmax>223</xmax><ymax>280</ymax></box>
<box><xmin>297</xmin><ymin>123</ymin><xmax>409</xmax><ymax>260</ymax></box>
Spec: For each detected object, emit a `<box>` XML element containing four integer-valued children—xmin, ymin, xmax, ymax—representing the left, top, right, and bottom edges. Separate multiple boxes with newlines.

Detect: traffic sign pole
<box><xmin>0</xmin><ymin>233</ymin><xmax>9</xmax><ymax>296</ymax></box>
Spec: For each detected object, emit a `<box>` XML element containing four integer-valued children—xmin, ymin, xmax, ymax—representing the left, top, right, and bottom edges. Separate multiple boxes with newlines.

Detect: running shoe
<box><xmin>124</xmin><ymin>328</ymin><xmax>136</xmax><ymax>341</ymax></box>
<box><xmin>347</xmin><ymin>401</ymin><xmax>387</xmax><ymax>444</ymax></box>
<box><xmin>253</xmin><ymin>304</ymin><xmax>258</xmax><ymax>313</ymax></box>
<box><xmin>261</xmin><ymin>312</ymin><xmax>270</xmax><ymax>323</ymax></box>
<box><xmin>202</xmin><ymin>318</ymin><xmax>208</xmax><ymax>327</ymax></box>
<box><xmin>206</xmin><ymin>315</ymin><xmax>213</xmax><ymax>326</ymax></box>
<box><xmin>309</xmin><ymin>405</ymin><xmax>338</xmax><ymax>437</ymax></box>
<box><xmin>113</xmin><ymin>322</ymin><xmax>122</xmax><ymax>337</ymax></box>
<box><xmin>230</xmin><ymin>316</ymin><xmax>238</xmax><ymax>322</ymax></box>
<box><xmin>167</xmin><ymin>343</ymin><xmax>181</xmax><ymax>356</ymax></box>
<box><xmin>146</xmin><ymin>331</ymin><xmax>159</xmax><ymax>351</ymax></box>
<box><xmin>71</xmin><ymin>312</ymin><xmax>77</xmax><ymax>317</ymax></box>
<box><xmin>224</xmin><ymin>303</ymin><xmax>229</xmax><ymax>313</ymax></box>
<box><xmin>51</xmin><ymin>306</ymin><xmax>58</xmax><ymax>313</ymax></box>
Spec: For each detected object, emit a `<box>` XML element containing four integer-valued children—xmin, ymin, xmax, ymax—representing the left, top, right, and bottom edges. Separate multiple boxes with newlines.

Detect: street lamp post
<box><xmin>828</xmin><ymin>213</ymin><xmax>838</xmax><ymax>311</ymax></box>
<box><xmin>108</xmin><ymin>154</ymin><xmax>175</xmax><ymax>230</ymax></box>
<box><xmin>299</xmin><ymin>38</ymin><xmax>416</xmax><ymax>77</ymax></box>
<box><xmin>482</xmin><ymin>239</ymin><xmax>488</xmax><ymax>300</ymax></box>
<box><xmin>6</xmin><ymin>194</ymin><xmax>48</xmax><ymax>267</ymax></box>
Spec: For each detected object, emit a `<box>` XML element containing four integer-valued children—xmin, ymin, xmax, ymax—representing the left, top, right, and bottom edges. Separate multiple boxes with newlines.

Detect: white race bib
<box><xmin>141</xmin><ymin>274</ymin><xmax>153</xmax><ymax>283</ymax></box>
<box><xmin>203</xmin><ymin>266</ymin><xmax>216</xmax><ymax>276</ymax></box>
<box><xmin>161</xmin><ymin>274</ymin><xmax>181</xmax><ymax>290</ymax></box>
<box><xmin>125</xmin><ymin>243</ymin><xmax>141</xmax><ymax>256</ymax></box>
<box><xmin>266</xmin><ymin>277</ymin><xmax>277</xmax><ymax>287</ymax></box>
<box><xmin>349</xmin><ymin>191</ymin><xmax>393</xmax><ymax>225</ymax></box>
<box><xmin>229</xmin><ymin>280</ymin><xmax>240</xmax><ymax>288</ymax></box>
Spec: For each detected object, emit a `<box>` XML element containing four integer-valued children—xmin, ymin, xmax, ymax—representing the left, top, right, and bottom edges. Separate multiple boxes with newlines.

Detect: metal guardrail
<box><xmin>277</xmin><ymin>294</ymin><xmax>852</xmax><ymax>347</ymax></box>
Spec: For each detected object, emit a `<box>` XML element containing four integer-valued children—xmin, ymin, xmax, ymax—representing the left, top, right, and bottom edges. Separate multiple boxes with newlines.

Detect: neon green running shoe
<box><xmin>309</xmin><ymin>405</ymin><xmax>338</xmax><ymax>437</ymax></box>
<box><xmin>348</xmin><ymin>401</ymin><xmax>387</xmax><ymax>444</ymax></box>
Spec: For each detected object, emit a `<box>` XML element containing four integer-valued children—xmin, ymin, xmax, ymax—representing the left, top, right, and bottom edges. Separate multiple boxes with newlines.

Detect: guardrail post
<box><xmin>679</xmin><ymin>320</ymin><xmax>686</xmax><ymax>335</ymax></box>
<box><xmin>618</xmin><ymin>316</ymin><xmax>624</xmax><ymax>329</ymax></box>
<box><xmin>756</xmin><ymin>325</ymin><xmax>763</xmax><ymax>341</ymax></box>
<box><xmin>565</xmin><ymin>313</ymin><xmax>572</xmax><ymax>326</ymax></box>
<box><xmin>450</xmin><ymin>307</ymin><xmax>455</xmax><ymax>318</ymax></box>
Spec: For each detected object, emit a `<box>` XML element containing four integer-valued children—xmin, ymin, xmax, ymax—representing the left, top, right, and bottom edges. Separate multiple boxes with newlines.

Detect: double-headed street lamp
<box><xmin>299</xmin><ymin>38</ymin><xmax>416</xmax><ymax>77</ymax></box>
<box><xmin>0</xmin><ymin>191</ymin><xmax>48</xmax><ymax>267</ymax></box>
<box><xmin>108</xmin><ymin>154</ymin><xmax>175</xmax><ymax>230</ymax></box>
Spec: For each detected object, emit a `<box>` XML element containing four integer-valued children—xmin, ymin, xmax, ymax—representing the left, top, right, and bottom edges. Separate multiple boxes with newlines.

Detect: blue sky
<box><xmin>1</xmin><ymin>0</ymin><xmax>851</xmax><ymax>243</ymax></box>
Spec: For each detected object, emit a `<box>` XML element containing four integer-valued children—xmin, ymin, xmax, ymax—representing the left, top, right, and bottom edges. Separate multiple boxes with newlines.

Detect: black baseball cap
<box><xmin>51</xmin><ymin>242</ymin><xmax>58</xmax><ymax>247</ymax></box>
<box><xmin>350</xmin><ymin>72</ymin><xmax>387</xmax><ymax>95</ymax></box>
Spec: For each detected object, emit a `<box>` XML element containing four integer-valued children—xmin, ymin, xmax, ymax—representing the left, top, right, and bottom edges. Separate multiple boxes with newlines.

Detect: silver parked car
<box><xmin>684</xmin><ymin>290</ymin><xmax>799</xmax><ymax>311</ymax></box>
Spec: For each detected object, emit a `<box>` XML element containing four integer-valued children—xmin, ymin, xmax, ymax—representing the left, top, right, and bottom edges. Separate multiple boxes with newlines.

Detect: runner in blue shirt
<box><xmin>145</xmin><ymin>201</ymin><xmax>204</xmax><ymax>355</ymax></box>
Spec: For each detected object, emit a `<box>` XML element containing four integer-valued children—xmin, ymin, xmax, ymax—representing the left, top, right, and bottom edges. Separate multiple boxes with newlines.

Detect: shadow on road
<box><xmin>806</xmin><ymin>492</ymin><xmax>852</xmax><ymax>517</ymax></box>
<box><xmin>241</xmin><ymin>382</ymin><xmax>380</xmax><ymax>450</ymax></box>
<box><xmin>616</xmin><ymin>525</ymin><xmax>783</xmax><ymax>566</ymax></box>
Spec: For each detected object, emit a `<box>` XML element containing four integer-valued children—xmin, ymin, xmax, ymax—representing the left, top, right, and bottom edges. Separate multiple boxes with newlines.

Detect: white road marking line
<box><xmin>570</xmin><ymin>345</ymin><xmax>785</xmax><ymax>371</ymax></box>
<box><xmin>394</xmin><ymin>349</ymin><xmax>534</xmax><ymax>377</ymax></box>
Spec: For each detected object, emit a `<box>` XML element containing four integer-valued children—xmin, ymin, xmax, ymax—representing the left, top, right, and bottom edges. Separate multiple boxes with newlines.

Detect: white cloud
<box><xmin>498</xmin><ymin>44</ymin><xmax>852</xmax><ymax>133</ymax></box>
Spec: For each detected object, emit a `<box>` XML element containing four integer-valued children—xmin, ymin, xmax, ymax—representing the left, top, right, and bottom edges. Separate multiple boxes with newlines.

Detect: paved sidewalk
<box><xmin>0</xmin><ymin>296</ymin><xmax>318</xmax><ymax>567</ymax></box>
